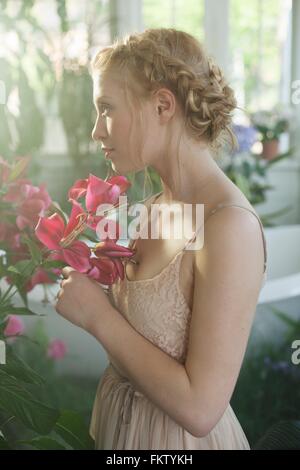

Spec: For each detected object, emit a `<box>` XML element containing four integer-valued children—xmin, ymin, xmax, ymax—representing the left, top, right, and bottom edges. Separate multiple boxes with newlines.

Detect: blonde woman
<box><xmin>55</xmin><ymin>28</ymin><xmax>267</xmax><ymax>450</ymax></box>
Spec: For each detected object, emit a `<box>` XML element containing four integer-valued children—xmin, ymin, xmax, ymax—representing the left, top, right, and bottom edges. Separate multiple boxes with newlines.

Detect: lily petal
<box><xmin>35</xmin><ymin>213</ymin><xmax>65</xmax><ymax>250</ymax></box>
<box><xmin>86</xmin><ymin>174</ymin><xmax>111</xmax><ymax>212</ymax></box>
<box><xmin>94</xmin><ymin>239</ymin><xmax>135</xmax><ymax>257</ymax></box>
<box><xmin>87</xmin><ymin>214</ymin><xmax>104</xmax><ymax>231</ymax></box>
<box><xmin>63</xmin><ymin>200</ymin><xmax>86</xmax><ymax>239</ymax></box>
<box><xmin>107</xmin><ymin>175</ymin><xmax>131</xmax><ymax>193</ymax></box>
<box><xmin>87</xmin><ymin>257</ymin><xmax>119</xmax><ymax>285</ymax></box>
<box><xmin>62</xmin><ymin>240</ymin><xmax>91</xmax><ymax>272</ymax></box>
<box><xmin>106</xmin><ymin>184</ymin><xmax>121</xmax><ymax>205</ymax></box>
<box><xmin>68</xmin><ymin>178</ymin><xmax>88</xmax><ymax>201</ymax></box>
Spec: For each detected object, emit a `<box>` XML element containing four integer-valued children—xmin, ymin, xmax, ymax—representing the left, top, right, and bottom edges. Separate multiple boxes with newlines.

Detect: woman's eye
<box><xmin>99</xmin><ymin>105</ymin><xmax>110</xmax><ymax>116</ymax></box>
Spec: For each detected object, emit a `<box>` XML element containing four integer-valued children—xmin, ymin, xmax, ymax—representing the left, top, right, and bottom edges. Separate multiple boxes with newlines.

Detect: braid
<box><xmin>91</xmin><ymin>28</ymin><xmax>238</xmax><ymax>153</ymax></box>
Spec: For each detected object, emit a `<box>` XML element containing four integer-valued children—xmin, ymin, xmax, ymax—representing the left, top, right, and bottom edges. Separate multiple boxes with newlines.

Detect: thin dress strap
<box><xmin>184</xmin><ymin>203</ymin><xmax>267</xmax><ymax>274</ymax></box>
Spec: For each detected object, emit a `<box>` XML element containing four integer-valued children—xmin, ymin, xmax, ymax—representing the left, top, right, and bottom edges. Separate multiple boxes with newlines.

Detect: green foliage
<box><xmin>0</xmin><ymin>367</ymin><xmax>60</xmax><ymax>435</ymax></box>
<box><xmin>0</xmin><ymin>3</ymin><xmax>56</xmax><ymax>158</ymax></box>
<box><xmin>0</xmin><ymin>325</ymin><xmax>96</xmax><ymax>450</ymax></box>
<box><xmin>54</xmin><ymin>410</ymin><xmax>94</xmax><ymax>450</ymax></box>
<box><xmin>221</xmin><ymin>148</ymin><xmax>294</xmax><ymax>226</ymax></box>
<box><xmin>229</xmin><ymin>0</ymin><xmax>284</xmax><ymax>110</ymax></box>
<box><xmin>253</xmin><ymin>421</ymin><xmax>300</xmax><ymax>450</ymax></box>
<box><xmin>56</xmin><ymin>0</ymin><xmax>68</xmax><ymax>33</ymax></box>
<box><xmin>232</xmin><ymin>306</ymin><xmax>300</xmax><ymax>448</ymax></box>
<box><xmin>58</xmin><ymin>66</ymin><xmax>96</xmax><ymax>165</ymax></box>
<box><xmin>0</xmin><ymin>0</ymin><xmax>102</xmax><ymax>166</ymax></box>
<box><xmin>0</xmin><ymin>155</ymin><xmax>96</xmax><ymax>450</ymax></box>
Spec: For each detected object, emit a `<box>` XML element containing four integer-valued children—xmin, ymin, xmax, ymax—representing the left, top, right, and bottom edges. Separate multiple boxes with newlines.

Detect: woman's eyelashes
<box><xmin>98</xmin><ymin>104</ymin><xmax>111</xmax><ymax>116</ymax></box>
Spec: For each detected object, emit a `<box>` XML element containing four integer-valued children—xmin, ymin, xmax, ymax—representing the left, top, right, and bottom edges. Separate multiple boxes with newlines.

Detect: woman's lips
<box><xmin>104</xmin><ymin>149</ymin><xmax>114</xmax><ymax>158</ymax></box>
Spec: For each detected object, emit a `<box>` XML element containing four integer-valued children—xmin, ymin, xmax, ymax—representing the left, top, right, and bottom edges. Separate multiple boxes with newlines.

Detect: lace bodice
<box><xmin>108</xmin><ymin>192</ymin><xmax>268</xmax><ymax>368</ymax></box>
<box><xmin>110</xmin><ymin>249</ymin><xmax>192</xmax><ymax>364</ymax></box>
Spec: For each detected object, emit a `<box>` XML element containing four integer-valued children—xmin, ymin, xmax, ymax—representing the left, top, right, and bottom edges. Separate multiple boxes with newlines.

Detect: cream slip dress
<box><xmin>89</xmin><ymin>191</ymin><xmax>268</xmax><ymax>450</ymax></box>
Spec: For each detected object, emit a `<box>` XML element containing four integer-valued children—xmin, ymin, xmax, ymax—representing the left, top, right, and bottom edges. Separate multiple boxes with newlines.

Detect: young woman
<box><xmin>55</xmin><ymin>28</ymin><xmax>267</xmax><ymax>450</ymax></box>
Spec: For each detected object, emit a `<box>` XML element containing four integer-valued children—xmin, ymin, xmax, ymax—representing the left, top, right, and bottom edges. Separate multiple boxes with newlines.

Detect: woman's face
<box><xmin>92</xmin><ymin>72</ymin><xmax>156</xmax><ymax>175</ymax></box>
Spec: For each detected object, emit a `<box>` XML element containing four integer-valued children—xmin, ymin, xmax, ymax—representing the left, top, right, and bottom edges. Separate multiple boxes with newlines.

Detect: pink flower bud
<box><xmin>4</xmin><ymin>315</ymin><xmax>25</xmax><ymax>337</ymax></box>
<box><xmin>47</xmin><ymin>339</ymin><xmax>67</xmax><ymax>360</ymax></box>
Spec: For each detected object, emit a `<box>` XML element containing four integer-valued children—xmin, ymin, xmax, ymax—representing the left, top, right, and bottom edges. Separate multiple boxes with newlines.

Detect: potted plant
<box><xmin>250</xmin><ymin>105</ymin><xmax>295</xmax><ymax>160</ymax></box>
<box><xmin>219</xmin><ymin>124</ymin><xmax>294</xmax><ymax>225</ymax></box>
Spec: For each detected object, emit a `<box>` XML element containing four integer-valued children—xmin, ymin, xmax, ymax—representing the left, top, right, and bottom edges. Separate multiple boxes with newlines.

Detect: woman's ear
<box><xmin>155</xmin><ymin>88</ymin><xmax>176</xmax><ymax>120</ymax></box>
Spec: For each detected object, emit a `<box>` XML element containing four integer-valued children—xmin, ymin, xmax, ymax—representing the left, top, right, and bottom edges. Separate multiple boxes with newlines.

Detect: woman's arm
<box><xmin>185</xmin><ymin>207</ymin><xmax>265</xmax><ymax>434</ymax></box>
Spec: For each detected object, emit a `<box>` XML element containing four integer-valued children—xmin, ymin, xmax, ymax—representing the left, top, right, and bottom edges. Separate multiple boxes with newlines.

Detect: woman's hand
<box><xmin>54</xmin><ymin>266</ymin><xmax>113</xmax><ymax>334</ymax></box>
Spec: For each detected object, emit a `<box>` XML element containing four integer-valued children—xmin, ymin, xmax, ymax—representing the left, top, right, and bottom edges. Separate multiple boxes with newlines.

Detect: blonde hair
<box><xmin>91</xmin><ymin>28</ymin><xmax>238</xmax><ymax>198</ymax></box>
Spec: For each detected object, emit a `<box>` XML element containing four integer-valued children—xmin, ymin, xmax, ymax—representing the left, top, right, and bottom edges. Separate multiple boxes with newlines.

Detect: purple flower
<box><xmin>263</xmin><ymin>356</ymin><xmax>272</xmax><ymax>367</ymax></box>
<box><xmin>232</xmin><ymin>124</ymin><xmax>258</xmax><ymax>155</ymax></box>
<box><xmin>271</xmin><ymin>360</ymin><xmax>290</xmax><ymax>372</ymax></box>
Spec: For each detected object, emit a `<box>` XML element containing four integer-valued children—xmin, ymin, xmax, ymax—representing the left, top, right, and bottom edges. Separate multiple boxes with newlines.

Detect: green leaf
<box><xmin>15</xmin><ymin>285</ymin><xmax>29</xmax><ymax>309</ymax></box>
<box><xmin>268</xmin><ymin>306</ymin><xmax>299</xmax><ymax>328</ymax></box>
<box><xmin>7</xmin><ymin>157</ymin><xmax>30</xmax><ymax>183</ymax></box>
<box><xmin>81</xmin><ymin>232</ymin><xmax>99</xmax><ymax>244</ymax></box>
<box><xmin>20</xmin><ymin>234</ymin><xmax>42</xmax><ymax>265</ymax></box>
<box><xmin>7</xmin><ymin>266</ymin><xmax>22</xmax><ymax>275</ymax></box>
<box><xmin>0</xmin><ymin>370</ymin><xmax>60</xmax><ymax>434</ymax></box>
<box><xmin>3</xmin><ymin>349</ymin><xmax>45</xmax><ymax>386</ymax></box>
<box><xmin>54</xmin><ymin>409</ymin><xmax>94</xmax><ymax>450</ymax></box>
<box><xmin>7</xmin><ymin>259</ymin><xmax>35</xmax><ymax>277</ymax></box>
<box><xmin>17</xmin><ymin>437</ymin><xmax>67</xmax><ymax>450</ymax></box>
<box><xmin>0</xmin><ymin>300</ymin><xmax>12</xmax><ymax>316</ymax></box>
<box><xmin>42</xmin><ymin>260</ymin><xmax>65</xmax><ymax>270</ymax></box>
<box><xmin>253</xmin><ymin>420</ymin><xmax>300</xmax><ymax>450</ymax></box>
<box><xmin>0</xmin><ymin>435</ymin><xmax>12</xmax><ymax>450</ymax></box>
<box><xmin>235</xmin><ymin>174</ymin><xmax>251</xmax><ymax>199</ymax></box>
<box><xmin>0</xmin><ymin>306</ymin><xmax>42</xmax><ymax>317</ymax></box>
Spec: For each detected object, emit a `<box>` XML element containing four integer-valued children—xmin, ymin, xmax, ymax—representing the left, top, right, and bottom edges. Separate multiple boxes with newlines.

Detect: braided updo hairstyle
<box><xmin>91</xmin><ymin>28</ymin><xmax>237</xmax><ymax>154</ymax></box>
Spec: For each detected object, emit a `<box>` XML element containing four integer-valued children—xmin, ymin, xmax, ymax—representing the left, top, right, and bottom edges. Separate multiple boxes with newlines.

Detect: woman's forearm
<box><xmin>90</xmin><ymin>305</ymin><xmax>201</xmax><ymax>437</ymax></box>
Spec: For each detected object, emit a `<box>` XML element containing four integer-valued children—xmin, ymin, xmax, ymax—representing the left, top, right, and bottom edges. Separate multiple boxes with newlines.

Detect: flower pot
<box><xmin>262</xmin><ymin>139</ymin><xmax>279</xmax><ymax>160</ymax></box>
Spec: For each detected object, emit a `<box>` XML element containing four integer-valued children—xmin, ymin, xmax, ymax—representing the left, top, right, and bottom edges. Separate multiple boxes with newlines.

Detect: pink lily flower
<box><xmin>67</xmin><ymin>178</ymin><xmax>88</xmax><ymax>200</ymax></box>
<box><xmin>35</xmin><ymin>201</ymin><xmax>91</xmax><ymax>273</ymax></box>
<box><xmin>87</xmin><ymin>256</ymin><xmax>125</xmax><ymax>285</ymax></box>
<box><xmin>87</xmin><ymin>240</ymin><xmax>136</xmax><ymax>284</ymax></box>
<box><xmin>93</xmin><ymin>239</ymin><xmax>136</xmax><ymax>259</ymax></box>
<box><xmin>68</xmin><ymin>174</ymin><xmax>131</xmax><ymax>212</ymax></box>
<box><xmin>4</xmin><ymin>181</ymin><xmax>52</xmax><ymax>230</ymax></box>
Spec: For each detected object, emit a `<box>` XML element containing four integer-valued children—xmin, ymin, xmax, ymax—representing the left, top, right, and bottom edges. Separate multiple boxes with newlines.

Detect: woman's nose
<box><xmin>91</xmin><ymin>116</ymin><xmax>107</xmax><ymax>142</ymax></box>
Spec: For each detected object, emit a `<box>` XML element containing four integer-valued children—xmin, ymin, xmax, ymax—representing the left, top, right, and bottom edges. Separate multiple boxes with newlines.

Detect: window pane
<box><xmin>229</xmin><ymin>0</ymin><xmax>292</xmax><ymax>111</ymax></box>
<box><xmin>143</xmin><ymin>0</ymin><xmax>204</xmax><ymax>43</ymax></box>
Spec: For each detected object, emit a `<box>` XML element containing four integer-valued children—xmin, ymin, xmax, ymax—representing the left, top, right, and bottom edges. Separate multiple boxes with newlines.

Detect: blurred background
<box><xmin>1</xmin><ymin>0</ymin><xmax>300</xmax><ymax>449</ymax></box>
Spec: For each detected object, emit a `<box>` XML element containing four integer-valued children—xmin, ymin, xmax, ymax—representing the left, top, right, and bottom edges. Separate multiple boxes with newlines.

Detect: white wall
<box><xmin>256</xmin><ymin>160</ymin><xmax>300</xmax><ymax>225</ymax></box>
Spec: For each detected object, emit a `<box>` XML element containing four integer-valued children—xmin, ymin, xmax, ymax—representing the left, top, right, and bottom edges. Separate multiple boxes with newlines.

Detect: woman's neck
<box><xmin>152</xmin><ymin>141</ymin><xmax>226</xmax><ymax>205</ymax></box>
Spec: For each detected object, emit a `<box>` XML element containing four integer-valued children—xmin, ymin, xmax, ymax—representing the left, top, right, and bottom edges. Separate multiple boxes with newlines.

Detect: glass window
<box><xmin>143</xmin><ymin>0</ymin><xmax>204</xmax><ymax>43</ymax></box>
<box><xmin>229</xmin><ymin>0</ymin><xmax>292</xmax><ymax>112</ymax></box>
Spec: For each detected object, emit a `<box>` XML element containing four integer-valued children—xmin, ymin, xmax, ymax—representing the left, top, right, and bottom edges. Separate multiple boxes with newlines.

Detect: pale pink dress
<box><xmin>89</xmin><ymin>192</ymin><xmax>268</xmax><ymax>450</ymax></box>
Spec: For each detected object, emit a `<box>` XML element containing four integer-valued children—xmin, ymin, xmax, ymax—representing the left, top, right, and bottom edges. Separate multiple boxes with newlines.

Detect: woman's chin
<box><xmin>110</xmin><ymin>161</ymin><xmax>134</xmax><ymax>175</ymax></box>
<box><xmin>110</xmin><ymin>161</ymin><xmax>127</xmax><ymax>175</ymax></box>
